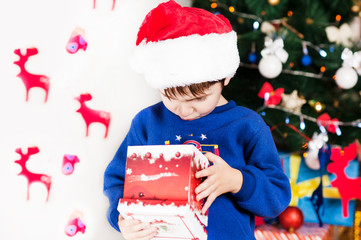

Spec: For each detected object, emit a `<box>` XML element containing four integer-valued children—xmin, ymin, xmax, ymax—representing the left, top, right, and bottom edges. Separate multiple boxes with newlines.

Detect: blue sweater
<box><xmin>103</xmin><ymin>100</ymin><xmax>291</xmax><ymax>239</ymax></box>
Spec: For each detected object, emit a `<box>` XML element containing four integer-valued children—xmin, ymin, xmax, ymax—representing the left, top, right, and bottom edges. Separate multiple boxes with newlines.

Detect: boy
<box><xmin>103</xmin><ymin>1</ymin><xmax>291</xmax><ymax>240</ymax></box>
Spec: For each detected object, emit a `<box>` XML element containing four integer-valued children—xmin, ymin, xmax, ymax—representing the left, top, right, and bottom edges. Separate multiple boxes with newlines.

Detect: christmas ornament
<box><xmin>258</xmin><ymin>55</ymin><xmax>283</xmax><ymax>78</ymax></box>
<box><xmin>268</xmin><ymin>0</ymin><xmax>280</xmax><ymax>6</ymax></box>
<box><xmin>325</xmin><ymin>23</ymin><xmax>353</xmax><ymax>47</ymax></box>
<box><xmin>335</xmin><ymin>66</ymin><xmax>358</xmax><ymax>89</ymax></box>
<box><xmin>260</xmin><ymin>21</ymin><xmax>276</xmax><ymax>35</ymax></box>
<box><xmin>248</xmin><ymin>52</ymin><xmax>258</xmax><ymax>63</ymax></box>
<box><xmin>335</xmin><ymin>48</ymin><xmax>361</xmax><ymax>89</ymax></box>
<box><xmin>14</xmin><ymin>147</ymin><xmax>52</xmax><ymax>201</ymax></box>
<box><xmin>66</xmin><ymin>28</ymin><xmax>87</xmax><ymax>54</ymax></box>
<box><xmin>317</xmin><ymin>113</ymin><xmax>340</xmax><ymax>134</ymax></box>
<box><xmin>301</xmin><ymin>55</ymin><xmax>312</xmax><ymax>66</ymax></box>
<box><xmin>62</xmin><ymin>154</ymin><xmax>80</xmax><ymax>175</ymax></box>
<box><xmin>65</xmin><ymin>211</ymin><xmax>86</xmax><ymax>237</ymax></box>
<box><xmin>301</xmin><ymin>42</ymin><xmax>312</xmax><ymax>67</ymax></box>
<box><xmin>13</xmin><ymin>48</ymin><xmax>50</xmax><ymax>102</ymax></box>
<box><xmin>279</xmin><ymin>206</ymin><xmax>304</xmax><ymax>232</ymax></box>
<box><xmin>257</xmin><ymin>82</ymin><xmax>284</xmax><ymax>106</ymax></box>
<box><xmin>280</xmin><ymin>90</ymin><xmax>306</xmax><ymax>113</ymax></box>
<box><xmin>305</xmin><ymin>132</ymin><xmax>329</xmax><ymax>170</ymax></box>
<box><xmin>248</xmin><ymin>42</ymin><xmax>258</xmax><ymax>64</ymax></box>
<box><xmin>259</xmin><ymin>37</ymin><xmax>288</xmax><ymax>78</ymax></box>
<box><xmin>75</xmin><ymin>93</ymin><xmax>111</xmax><ymax>138</ymax></box>
<box><xmin>327</xmin><ymin>142</ymin><xmax>360</xmax><ymax>218</ymax></box>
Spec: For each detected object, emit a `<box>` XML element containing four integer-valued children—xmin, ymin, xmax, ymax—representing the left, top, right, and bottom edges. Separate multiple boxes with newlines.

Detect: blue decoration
<box><xmin>248</xmin><ymin>52</ymin><xmax>258</xmax><ymax>63</ymax></box>
<box><xmin>301</xmin><ymin>55</ymin><xmax>312</xmax><ymax>66</ymax></box>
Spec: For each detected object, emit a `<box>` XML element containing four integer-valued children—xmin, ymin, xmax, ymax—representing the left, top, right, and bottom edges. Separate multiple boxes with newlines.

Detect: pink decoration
<box><xmin>93</xmin><ymin>0</ymin><xmax>117</xmax><ymax>10</ymax></box>
<box><xmin>65</xmin><ymin>217</ymin><xmax>86</xmax><ymax>237</ymax></box>
<box><xmin>327</xmin><ymin>142</ymin><xmax>360</xmax><ymax>218</ymax></box>
<box><xmin>317</xmin><ymin>113</ymin><xmax>339</xmax><ymax>134</ymax></box>
<box><xmin>62</xmin><ymin>154</ymin><xmax>80</xmax><ymax>175</ymax></box>
<box><xmin>75</xmin><ymin>93</ymin><xmax>111</xmax><ymax>138</ymax></box>
<box><xmin>14</xmin><ymin>48</ymin><xmax>50</xmax><ymax>102</ymax></box>
<box><xmin>66</xmin><ymin>28</ymin><xmax>87</xmax><ymax>54</ymax></box>
<box><xmin>14</xmin><ymin>147</ymin><xmax>52</xmax><ymax>201</ymax></box>
<box><xmin>257</xmin><ymin>82</ymin><xmax>284</xmax><ymax>106</ymax></box>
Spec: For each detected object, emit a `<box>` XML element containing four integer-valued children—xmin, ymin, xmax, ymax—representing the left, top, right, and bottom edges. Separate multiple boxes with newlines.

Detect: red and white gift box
<box><xmin>255</xmin><ymin>223</ymin><xmax>333</xmax><ymax>240</ymax></box>
<box><xmin>118</xmin><ymin>145</ymin><xmax>209</xmax><ymax>240</ymax></box>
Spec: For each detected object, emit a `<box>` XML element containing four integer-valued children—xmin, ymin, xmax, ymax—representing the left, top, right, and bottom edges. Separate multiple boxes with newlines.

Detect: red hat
<box><xmin>131</xmin><ymin>0</ymin><xmax>240</xmax><ymax>89</ymax></box>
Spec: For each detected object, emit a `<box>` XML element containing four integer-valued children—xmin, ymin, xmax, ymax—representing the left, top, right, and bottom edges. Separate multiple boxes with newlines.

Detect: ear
<box><xmin>224</xmin><ymin>77</ymin><xmax>231</xmax><ymax>86</ymax></box>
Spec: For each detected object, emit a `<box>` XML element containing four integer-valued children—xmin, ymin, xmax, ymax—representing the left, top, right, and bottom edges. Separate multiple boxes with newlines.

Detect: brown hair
<box><xmin>163</xmin><ymin>79</ymin><xmax>225</xmax><ymax>99</ymax></box>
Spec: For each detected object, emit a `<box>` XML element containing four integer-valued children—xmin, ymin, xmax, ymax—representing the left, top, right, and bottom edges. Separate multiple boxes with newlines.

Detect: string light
<box><xmin>253</xmin><ymin>21</ymin><xmax>260</xmax><ymax>30</ymax></box>
<box><xmin>285</xmin><ymin>116</ymin><xmax>290</xmax><ymax>124</ymax></box>
<box><xmin>300</xmin><ymin>116</ymin><xmax>306</xmax><ymax>130</ymax></box>
<box><xmin>211</xmin><ymin>3</ymin><xmax>217</xmax><ymax>8</ymax></box>
<box><xmin>209</xmin><ymin>1</ymin><xmax>361</xmax><ymax>133</ymax></box>
<box><xmin>315</xmin><ymin>102</ymin><xmax>323</xmax><ymax>112</ymax></box>
<box><xmin>319</xmin><ymin>49</ymin><xmax>327</xmax><ymax>57</ymax></box>
<box><xmin>336</xmin><ymin>126</ymin><xmax>342</xmax><ymax>136</ymax></box>
<box><xmin>257</xmin><ymin>105</ymin><xmax>361</xmax><ymax>129</ymax></box>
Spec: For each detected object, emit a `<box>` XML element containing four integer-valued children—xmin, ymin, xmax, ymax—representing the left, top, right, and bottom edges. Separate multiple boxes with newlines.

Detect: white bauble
<box><xmin>258</xmin><ymin>55</ymin><xmax>283</xmax><ymax>78</ymax></box>
<box><xmin>305</xmin><ymin>149</ymin><xmax>321</xmax><ymax>170</ymax></box>
<box><xmin>335</xmin><ymin>66</ymin><xmax>358</xmax><ymax>89</ymax></box>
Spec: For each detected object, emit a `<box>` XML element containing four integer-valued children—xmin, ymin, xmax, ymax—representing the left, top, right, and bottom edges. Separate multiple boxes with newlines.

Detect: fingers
<box><xmin>195</xmin><ymin>178</ymin><xmax>214</xmax><ymax>201</ymax></box>
<box><xmin>204</xmin><ymin>152</ymin><xmax>221</xmax><ymax>163</ymax></box>
<box><xmin>119</xmin><ymin>218</ymin><xmax>158</xmax><ymax>240</ymax></box>
<box><xmin>201</xmin><ymin>193</ymin><xmax>217</xmax><ymax>214</ymax></box>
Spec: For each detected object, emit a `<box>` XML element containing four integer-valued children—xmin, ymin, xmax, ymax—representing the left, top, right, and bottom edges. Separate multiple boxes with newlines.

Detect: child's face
<box><xmin>160</xmin><ymin>81</ymin><xmax>228</xmax><ymax>121</ymax></box>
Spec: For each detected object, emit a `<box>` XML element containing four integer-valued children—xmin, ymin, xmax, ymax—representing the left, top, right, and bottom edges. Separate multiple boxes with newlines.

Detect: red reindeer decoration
<box><xmin>327</xmin><ymin>142</ymin><xmax>360</xmax><ymax>218</ymax></box>
<box><xmin>93</xmin><ymin>0</ymin><xmax>116</xmax><ymax>10</ymax></box>
<box><xmin>75</xmin><ymin>93</ymin><xmax>111</xmax><ymax>138</ymax></box>
<box><xmin>14</xmin><ymin>147</ymin><xmax>52</xmax><ymax>201</ymax></box>
<box><xmin>13</xmin><ymin>48</ymin><xmax>50</xmax><ymax>102</ymax></box>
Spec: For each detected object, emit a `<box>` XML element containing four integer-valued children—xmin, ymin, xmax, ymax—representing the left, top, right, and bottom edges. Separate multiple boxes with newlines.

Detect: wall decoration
<box><xmin>13</xmin><ymin>48</ymin><xmax>50</xmax><ymax>102</ymax></box>
<box><xmin>14</xmin><ymin>147</ymin><xmax>52</xmax><ymax>201</ymax></box>
<box><xmin>65</xmin><ymin>213</ymin><xmax>86</xmax><ymax>237</ymax></box>
<box><xmin>75</xmin><ymin>93</ymin><xmax>111</xmax><ymax>138</ymax></box>
<box><xmin>62</xmin><ymin>154</ymin><xmax>80</xmax><ymax>175</ymax></box>
<box><xmin>66</xmin><ymin>28</ymin><xmax>87</xmax><ymax>54</ymax></box>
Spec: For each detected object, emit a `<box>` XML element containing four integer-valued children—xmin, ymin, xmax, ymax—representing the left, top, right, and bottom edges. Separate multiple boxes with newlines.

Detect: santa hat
<box><xmin>130</xmin><ymin>0</ymin><xmax>240</xmax><ymax>89</ymax></box>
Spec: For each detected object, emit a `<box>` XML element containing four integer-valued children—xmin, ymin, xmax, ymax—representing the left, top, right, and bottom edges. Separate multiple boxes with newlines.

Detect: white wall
<box><xmin>0</xmin><ymin>0</ymin><xmax>192</xmax><ymax>239</ymax></box>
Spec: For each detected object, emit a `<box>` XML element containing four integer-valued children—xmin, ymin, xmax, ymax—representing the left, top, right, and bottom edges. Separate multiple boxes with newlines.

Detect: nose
<box><xmin>178</xmin><ymin>103</ymin><xmax>194</xmax><ymax>118</ymax></box>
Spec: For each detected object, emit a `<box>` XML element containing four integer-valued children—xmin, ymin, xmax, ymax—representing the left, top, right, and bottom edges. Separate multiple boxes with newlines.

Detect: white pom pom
<box><xmin>258</xmin><ymin>55</ymin><xmax>283</xmax><ymax>79</ymax></box>
<box><xmin>335</xmin><ymin>66</ymin><xmax>358</xmax><ymax>89</ymax></box>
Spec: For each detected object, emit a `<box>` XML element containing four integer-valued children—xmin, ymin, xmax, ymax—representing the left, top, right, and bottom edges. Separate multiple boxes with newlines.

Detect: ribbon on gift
<box><xmin>261</xmin><ymin>37</ymin><xmax>289</xmax><ymax>63</ymax></box>
<box><xmin>288</xmin><ymin>154</ymin><xmax>340</xmax><ymax>207</ymax></box>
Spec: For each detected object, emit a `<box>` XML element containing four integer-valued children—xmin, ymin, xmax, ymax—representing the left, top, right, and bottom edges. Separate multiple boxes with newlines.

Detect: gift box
<box><xmin>255</xmin><ymin>223</ymin><xmax>333</xmax><ymax>240</ymax></box>
<box><xmin>281</xmin><ymin>152</ymin><xmax>359</xmax><ymax>226</ymax></box>
<box><xmin>118</xmin><ymin>145</ymin><xmax>209</xmax><ymax>240</ymax></box>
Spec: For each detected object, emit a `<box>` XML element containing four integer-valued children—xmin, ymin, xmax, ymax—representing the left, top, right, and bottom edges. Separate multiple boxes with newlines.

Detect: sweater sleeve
<box><xmin>232</xmin><ymin>122</ymin><xmax>291</xmax><ymax>218</ymax></box>
<box><xmin>103</xmin><ymin>119</ymin><xmax>143</xmax><ymax>232</ymax></box>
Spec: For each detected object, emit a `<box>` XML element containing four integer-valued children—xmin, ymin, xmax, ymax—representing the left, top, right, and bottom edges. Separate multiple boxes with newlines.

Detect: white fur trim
<box><xmin>130</xmin><ymin>31</ymin><xmax>240</xmax><ymax>89</ymax></box>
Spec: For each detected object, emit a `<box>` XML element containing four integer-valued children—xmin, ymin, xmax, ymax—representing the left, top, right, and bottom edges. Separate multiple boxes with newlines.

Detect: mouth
<box><xmin>180</xmin><ymin>117</ymin><xmax>196</xmax><ymax>121</ymax></box>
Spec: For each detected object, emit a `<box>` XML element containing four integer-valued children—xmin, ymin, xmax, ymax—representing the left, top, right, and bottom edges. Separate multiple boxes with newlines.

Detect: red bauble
<box><xmin>279</xmin><ymin>206</ymin><xmax>304</xmax><ymax>232</ymax></box>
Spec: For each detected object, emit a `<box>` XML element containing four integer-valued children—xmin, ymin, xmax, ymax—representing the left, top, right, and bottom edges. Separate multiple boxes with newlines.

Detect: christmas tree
<box><xmin>192</xmin><ymin>0</ymin><xmax>361</xmax><ymax>152</ymax></box>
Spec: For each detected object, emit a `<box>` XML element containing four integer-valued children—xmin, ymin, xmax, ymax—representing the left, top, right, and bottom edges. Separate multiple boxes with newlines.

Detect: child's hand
<box><xmin>118</xmin><ymin>215</ymin><xmax>158</xmax><ymax>240</ymax></box>
<box><xmin>195</xmin><ymin>152</ymin><xmax>243</xmax><ymax>214</ymax></box>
